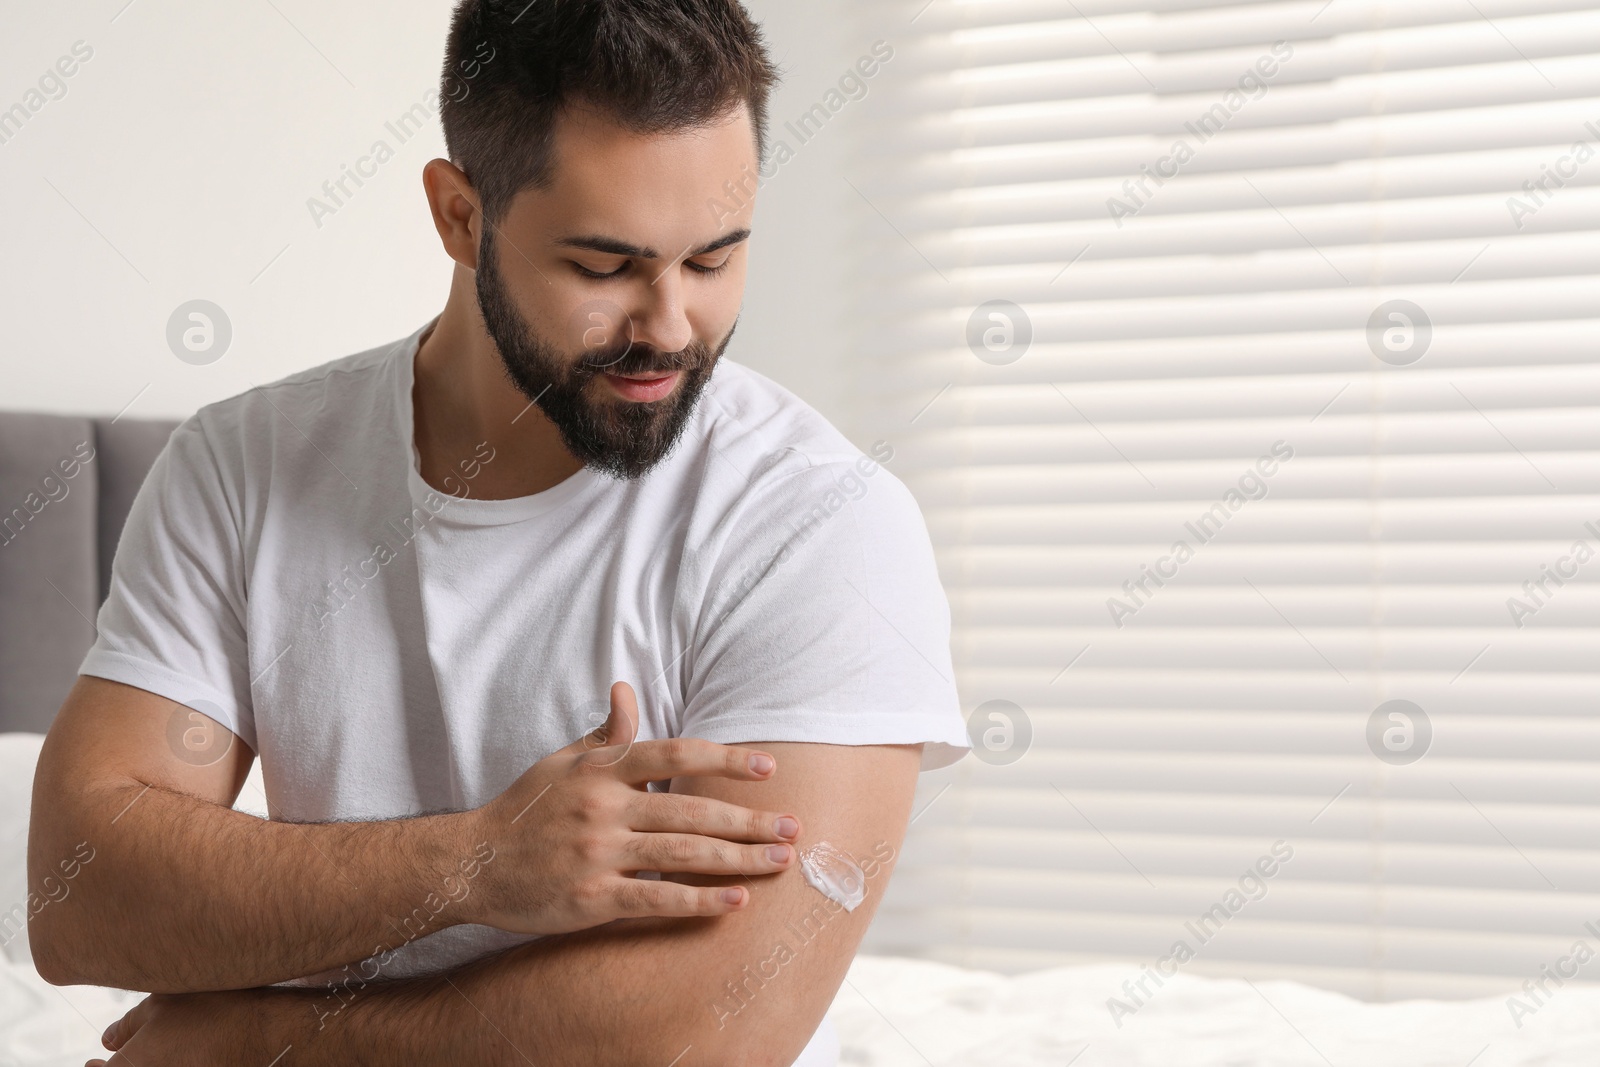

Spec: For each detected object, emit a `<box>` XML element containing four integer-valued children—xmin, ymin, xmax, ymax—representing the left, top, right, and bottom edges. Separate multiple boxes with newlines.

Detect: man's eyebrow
<box><xmin>554</xmin><ymin>228</ymin><xmax>752</xmax><ymax>260</ymax></box>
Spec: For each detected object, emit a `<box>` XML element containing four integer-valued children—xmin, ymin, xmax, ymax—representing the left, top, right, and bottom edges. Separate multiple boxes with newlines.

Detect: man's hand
<box><xmin>88</xmin><ymin>987</ymin><xmax>302</xmax><ymax>1067</ymax></box>
<box><xmin>467</xmin><ymin>681</ymin><xmax>806</xmax><ymax>935</ymax></box>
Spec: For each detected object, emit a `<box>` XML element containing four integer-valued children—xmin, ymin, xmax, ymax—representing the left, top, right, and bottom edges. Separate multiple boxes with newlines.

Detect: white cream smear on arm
<box><xmin>798</xmin><ymin>841</ymin><xmax>866</xmax><ymax>911</ymax></box>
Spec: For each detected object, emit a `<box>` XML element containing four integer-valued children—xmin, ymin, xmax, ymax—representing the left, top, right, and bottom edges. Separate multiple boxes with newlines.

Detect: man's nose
<box><xmin>628</xmin><ymin>269</ymin><xmax>694</xmax><ymax>355</ymax></box>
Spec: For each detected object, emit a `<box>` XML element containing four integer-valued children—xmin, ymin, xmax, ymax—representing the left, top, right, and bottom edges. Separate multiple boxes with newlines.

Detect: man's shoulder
<box><xmin>190</xmin><ymin>336</ymin><xmax>400</xmax><ymax>439</ymax></box>
<box><xmin>151</xmin><ymin>329</ymin><xmax>412</xmax><ymax>506</ymax></box>
<box><xmin>682</xmin><ymin>359</ymin><xmax>916</xmax><ymax>535</ymax></box>
<box><xmin>693</xmin><ymin>360</ymin><xmax>879</xmax><ymax>485</ymax></box>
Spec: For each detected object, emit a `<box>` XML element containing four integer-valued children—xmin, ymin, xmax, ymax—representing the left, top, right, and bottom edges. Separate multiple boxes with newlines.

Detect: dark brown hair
<box><xmin>440</xmin><ymin>0</ymin><xmax>780</xmax><ymax>223</ymax></box>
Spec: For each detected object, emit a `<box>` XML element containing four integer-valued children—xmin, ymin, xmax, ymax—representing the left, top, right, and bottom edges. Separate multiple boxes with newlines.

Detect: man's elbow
<box><xmin>25</xmin><ymin>893</ymin><xmax>127</xmax><ymax>989</ymax></box>
<box><xmin>26</xmin><ymin>912</ymin><xmax>84</xmax><ymax>987</ymax></box>
<box><xmin>31</xmin><ymin>952</ymin><xmax>79</xmax><ymax>988</ymax></box>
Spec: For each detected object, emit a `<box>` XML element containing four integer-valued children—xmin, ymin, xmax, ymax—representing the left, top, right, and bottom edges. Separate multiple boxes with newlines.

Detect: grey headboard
<box><xmin>0</xmin><ymin>412</ymin><xmax>178</xmax><ymax>733</ymax></box>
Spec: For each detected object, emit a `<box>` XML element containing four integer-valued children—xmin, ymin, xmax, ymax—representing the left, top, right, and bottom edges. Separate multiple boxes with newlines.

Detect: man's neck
<box><xmin>412</xmin><ymin>297</ymin><xmax>585</xmax><ymax>501</ymax></box>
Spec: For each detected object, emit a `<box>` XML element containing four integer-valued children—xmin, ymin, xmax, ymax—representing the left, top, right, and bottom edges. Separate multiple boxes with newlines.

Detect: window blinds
<box><xmin>850</xmin><ymin>0</ymin><xmax>1600</xmax><ymax>1002</ymax></box>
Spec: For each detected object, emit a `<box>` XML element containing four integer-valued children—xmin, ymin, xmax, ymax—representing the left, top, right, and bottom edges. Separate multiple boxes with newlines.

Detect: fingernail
<box><xmin>721</xmin><ymin>887</ymin><xmax>745</xmax><ymax>905</ymax></box>
<box><xmin>749</xmin><ymin>753</ymin><xmax>774</xmax><ymax>774</ymax></box>
<box><xmin>767</xmin><ymin>844</ymin><xmax>791</xmax><ymax>863</ymax></box>
<box><xmin>102</xmin><ymin>1022</ymin><xmax>116</xmax><ymax>1046</ymax></box>
<box><xmin>775</xmin><ymin>816</ymin><xmax>799</xmax><ymax>839</ymax></box>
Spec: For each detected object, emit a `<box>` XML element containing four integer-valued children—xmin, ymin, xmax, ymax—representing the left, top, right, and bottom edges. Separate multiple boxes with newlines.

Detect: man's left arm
<box><xmin>95</xmin><ymin>740</ymin><xmax>920</xmax><ymax>1067</ymax></box>
<box><xmin>349</xmin><ymin>739</ymin><xmax>920</xmax><ymax>1065</ymax></box>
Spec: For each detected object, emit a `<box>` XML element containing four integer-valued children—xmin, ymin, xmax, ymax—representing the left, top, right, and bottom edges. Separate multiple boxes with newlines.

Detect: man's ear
<box><xmin>422</xmin><ymin>158</ymin><xmax>483</xmax><ymax>270</ymax></box>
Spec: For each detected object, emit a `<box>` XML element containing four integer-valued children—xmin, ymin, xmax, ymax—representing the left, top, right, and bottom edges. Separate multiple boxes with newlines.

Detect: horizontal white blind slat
<box><xmin>851</xmin><ymin>0</ymin><xmax>1600</xmax><ymax>996</ymax></box>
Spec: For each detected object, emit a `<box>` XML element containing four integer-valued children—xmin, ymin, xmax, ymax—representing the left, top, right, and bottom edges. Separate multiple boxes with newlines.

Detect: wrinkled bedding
<box><xmin>5</xmin><ymin>953</ymin><xmax>1600</xmax><ymax>1066</ymax></box>
<box><xmin>831</xmin><ymin>956</ymin><xmax>1600</xmax><ymax>1066</ymax></box>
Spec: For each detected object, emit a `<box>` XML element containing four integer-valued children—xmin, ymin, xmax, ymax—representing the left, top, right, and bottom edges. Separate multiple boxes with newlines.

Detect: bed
<box><xmin>5</xmin><ymin>732</ymin><xmax>1598</xmax><ymax>1066</ymax></box>
<box><xmin>8</xmin><ymin>950</ymin><xmax>1600</xmax><ymax>1066</ymax></box>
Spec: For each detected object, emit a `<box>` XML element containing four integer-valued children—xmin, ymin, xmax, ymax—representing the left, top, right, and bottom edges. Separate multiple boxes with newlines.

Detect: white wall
<box><xmin>0</xmin><ymin>0</ymin><xmax>873</xmax><ymax>438</ymax></box>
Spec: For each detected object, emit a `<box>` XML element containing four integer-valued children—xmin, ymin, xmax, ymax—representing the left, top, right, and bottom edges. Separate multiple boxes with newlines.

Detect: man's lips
<box><xmin>601</xmin><ymin>369</ymin><xmax>681</xmax><ymax>403</ymax></box>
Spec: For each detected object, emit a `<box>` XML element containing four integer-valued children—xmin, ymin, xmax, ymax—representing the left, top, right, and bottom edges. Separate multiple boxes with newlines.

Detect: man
<box><xmin>27</xmin><ymin>1</ymin><xmax>967</xmax><ymax>1063</ymax></box>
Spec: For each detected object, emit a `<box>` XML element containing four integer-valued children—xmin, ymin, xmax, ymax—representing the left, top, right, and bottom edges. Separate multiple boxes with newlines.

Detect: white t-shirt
<box><xmin>80</xmin><ymin>316</ymin><xmax>967</xmax><ymax>1063</ymax></box>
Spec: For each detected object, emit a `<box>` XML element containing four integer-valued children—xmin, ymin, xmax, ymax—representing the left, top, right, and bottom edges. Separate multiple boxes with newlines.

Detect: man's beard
<box><xmin>475</xmin><ymin>224</ymin><xmax>732</xmax><ymax>480</ymax></box>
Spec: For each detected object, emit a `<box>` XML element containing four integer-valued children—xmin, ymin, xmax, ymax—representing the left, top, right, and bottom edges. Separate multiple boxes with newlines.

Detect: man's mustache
<box><xmin>578</xmin><ymin>341</ymin><xmax>705</xmax><ymax>377</ymax></box>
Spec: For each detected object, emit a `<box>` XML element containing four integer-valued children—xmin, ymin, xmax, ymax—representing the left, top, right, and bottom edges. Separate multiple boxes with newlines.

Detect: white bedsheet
<box><xmin>831</xmin><ymin>956</ymin><xmax>1600</xmax><ymax>1066</ymax></box>
<box><xmin>3</xmin><ymin>953</ymin><xmax>1600</xmax><ymax>1066</ymax></box>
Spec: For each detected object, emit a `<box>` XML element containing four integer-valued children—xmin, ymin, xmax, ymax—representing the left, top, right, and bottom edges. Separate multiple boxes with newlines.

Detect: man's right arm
<box><xmin>28</xmin><ymin>677</ymin><xmax>798</xmax><ymax>994</ymax></box>
<box><xmin>27</xmin><ymin>675</ymin><xmax>481</xmax><ymax>992</ymax></box>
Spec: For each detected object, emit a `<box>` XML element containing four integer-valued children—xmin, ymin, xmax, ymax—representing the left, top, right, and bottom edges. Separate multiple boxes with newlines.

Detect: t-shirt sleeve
<box><xmin>78</xmin><ymin>414</ymin><xmax>256</xmax><ymax>752</ymax></box>
<box><xmin>681</xmin><ymin>457</ymin><xmax>969</xmax><ymax>771</ymax></box>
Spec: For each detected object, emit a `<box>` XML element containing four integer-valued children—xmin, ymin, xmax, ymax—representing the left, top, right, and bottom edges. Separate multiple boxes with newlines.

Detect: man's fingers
<box><xmin>604</xmin><ymin>736</ymin><xmax>776</xmax><ymax>785</ymax></box>
<box><xmin>601</xmin><ymin>681</ymin><xmax>640</xmax><ymax>750</ymax></box>
<box><xmin>557</xmin><ymin>681</ymin><xmax>640</xmax><ymax>757</ymax></box>
<box><xmin>608</xmin><ymin>877</ymin><xmax>750</xmax><ymax>917</ymax></box>
<box><xmin>628</xmin><ymin>791</ymin><xmax>800</xmax><ymax>843</ymax></box>
<box><xmin>624</xmin><ymin>833</ymin><xmax>795</xmax><ymax>876</ymax></box>
<box><xmin>102</xmin><ymin>995</ymin><xmax>154</xmax><ymax>1051</ymax></box>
